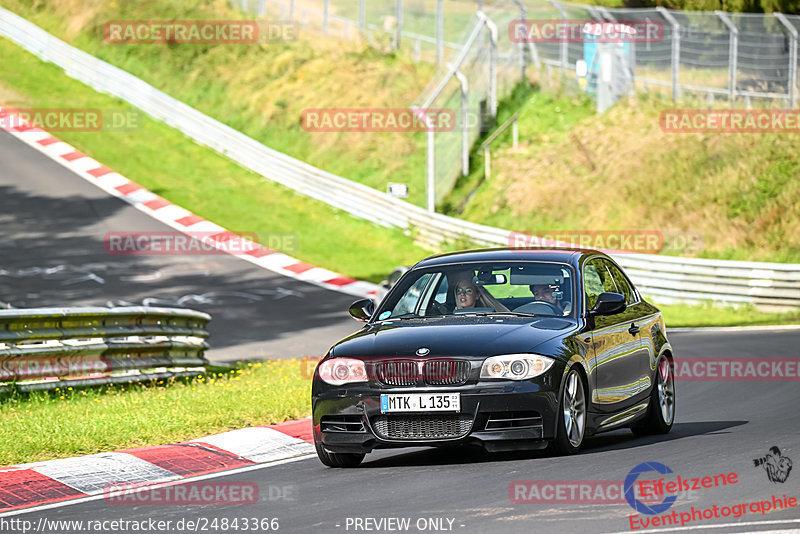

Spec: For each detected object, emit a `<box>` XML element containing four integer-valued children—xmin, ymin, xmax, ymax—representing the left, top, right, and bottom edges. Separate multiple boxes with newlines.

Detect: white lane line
<box><xmin>0</xmin><ymin>453</ymin><xmax>316</xmax><ymax>517</ymax></box>
<box><xmin>669</xmin><ymin>325</ymin><xmax>800</xmax><ymax>333</ymax></box>
<box><xmin>602</xmin><ymin>518</ymin><xmax>800</xmax><ymax>533</ymax></box>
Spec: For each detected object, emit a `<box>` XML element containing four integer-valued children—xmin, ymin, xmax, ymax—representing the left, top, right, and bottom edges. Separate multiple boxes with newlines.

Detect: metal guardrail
<box><xmin>1</xmin><ymin>8</ymin><xmax>798</xmax><ymax>311</ymax></box>
<box><xmin>0</xmin><ymin>307</ymin><xmax>210</xmax><ymax>392</ymax></box>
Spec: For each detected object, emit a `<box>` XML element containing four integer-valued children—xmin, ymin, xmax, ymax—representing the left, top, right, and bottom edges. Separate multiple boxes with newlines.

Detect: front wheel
<box><xmin>549</xmin><ymin>367</ymin><xmax>587</xmax><ymax>455</ymax></box>
<box><xmin>314</xmin><ymin>441</ymin><xmax>365</xmax><ymax>468</ymax></box>
<box><xmin>631</xmin><ymin>356</ymin><xmax>675</xmax><ymax>435</ymax></box>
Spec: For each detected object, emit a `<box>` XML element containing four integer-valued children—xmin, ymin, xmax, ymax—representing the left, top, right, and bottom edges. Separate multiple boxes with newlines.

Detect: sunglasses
<box><xmin>456</xmin><ymin>288</ymin><xmax>474</xmax><ymax>295</ymax></box>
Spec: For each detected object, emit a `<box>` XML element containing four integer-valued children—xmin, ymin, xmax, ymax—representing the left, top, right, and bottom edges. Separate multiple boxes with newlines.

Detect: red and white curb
<box><xmin>0</xmin><ymin>418</ymin><xmax>315</xmax><ymax>514</ymax></box>
<box><xmin>0</xmin><ymin>108</ymin><xmax>379</xmax><ymax>300</ymax></box>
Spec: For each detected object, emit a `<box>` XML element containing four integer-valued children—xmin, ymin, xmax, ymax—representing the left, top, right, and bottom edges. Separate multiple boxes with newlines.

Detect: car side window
<box><xmin>584</xmin><ymin>258</ymin><xmax>616</xmax><ymax>309</ymax></box>
<box><xmin>604</xmin><ymin>260</ymin><xmax>635</xmax><ymax>304</ymax></box>
<box><xmin>391</xmin><ymin>273</ymin><xmax>432</xmax><ymax>316</ymax></box>
<box><xmin>434</xmin><ymin>276</ymin><xmax>449</xmax><ymax>304</ymax></box>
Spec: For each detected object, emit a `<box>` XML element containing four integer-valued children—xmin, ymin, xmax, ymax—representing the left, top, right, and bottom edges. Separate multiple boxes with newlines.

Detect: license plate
<box><xmin>380</xmin><ymin>393</ymin><xmax>460</xmax><ymax>413</ymax></box>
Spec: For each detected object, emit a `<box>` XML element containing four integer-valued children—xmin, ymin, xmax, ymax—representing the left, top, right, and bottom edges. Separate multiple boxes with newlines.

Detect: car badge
<box><xmin>416</xmin><ymin>347</ymin><xmax>430</xmax><ymax>356</ymax></box>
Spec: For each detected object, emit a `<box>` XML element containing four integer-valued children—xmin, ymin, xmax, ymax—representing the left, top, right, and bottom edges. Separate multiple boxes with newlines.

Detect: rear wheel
<box><xmin>550</xmin><ymin>368</ymin><xmax>586</xmax><ymax>455</ymax></box>
<box><xmin>631</xmin><ymin>356</ymin><xmax>675</xmax><ymax>435</ymax></box>
<box><xmin>314</xmin><ymin>441</ymin><xmax>365</xmax><ymax>468</ymax></box>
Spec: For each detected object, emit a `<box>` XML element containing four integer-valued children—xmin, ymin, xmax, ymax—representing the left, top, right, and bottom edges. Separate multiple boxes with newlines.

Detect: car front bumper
<box><xmin>312</xmin><ymin>377</ymin><xmax>562</xmax><ymax>454</ymax></box>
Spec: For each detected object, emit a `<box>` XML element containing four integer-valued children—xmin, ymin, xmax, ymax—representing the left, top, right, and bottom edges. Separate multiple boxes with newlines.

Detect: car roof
<box><xmin>413</xmin><ymin>247</ymin><xmax>606</xmax><ymax>269</ymax></box>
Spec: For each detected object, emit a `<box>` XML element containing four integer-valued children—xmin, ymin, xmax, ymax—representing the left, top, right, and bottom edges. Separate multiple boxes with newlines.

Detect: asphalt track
<box><xmin>0</xmin><ymin>130</ymin><xmax>359</xmax><ymax>362</ymax></box>
<box><xmin>6</xmin><ymin>329</ymin><xmax>798</xmax><ymax>534</ymax></box>
<box><xmin>2</xmin><ymin>126</ymin><xmax>799</xmax><ymax>534</ymax></box>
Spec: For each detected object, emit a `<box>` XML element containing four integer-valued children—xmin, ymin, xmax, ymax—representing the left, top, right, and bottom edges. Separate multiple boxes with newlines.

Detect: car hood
<box><xmin>331</xmin><ymin>316</ymin><xmax>577</xmax><ymax>360</ymax></box>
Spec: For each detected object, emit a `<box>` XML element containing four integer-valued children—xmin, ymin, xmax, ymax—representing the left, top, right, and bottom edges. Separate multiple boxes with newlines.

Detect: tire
<box><xmin>631</xmin><ymin>356</ymin><xmax>675</xmax><ymax>436</ymax></box>
<box><xmin>314</xmin><ymin>441</ymin><xmax>365</xmax><ymax>468</ymax></box>
<box><xmin>549</xmin><ymin>367</ymin><xmax>587</xmax><ymax>455</ymax></box>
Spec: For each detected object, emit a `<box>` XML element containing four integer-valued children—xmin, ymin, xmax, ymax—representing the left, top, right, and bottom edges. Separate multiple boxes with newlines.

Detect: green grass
<box><xmin>0</xmin><ymin>37</ymin><xmax>429</xmax><ymax>283</ymax></box>
<box><xmin>660</xmin><ymin>303</ymin><xmax>800</xmax><ymax>328</ymax></box>
<box><xmin>451</xmin><ymin>87</ymin><xmax>800</xmax><ymax>264</ymax></box>
<box><xmin>0</xmin><ymin>360</ymin><xmax>313</xmax><ymax>466</ymax></box>
<box><xmin>0</xmin><ymin>0</ymin><xmax>437</xmax><ymax>207</ymax></box>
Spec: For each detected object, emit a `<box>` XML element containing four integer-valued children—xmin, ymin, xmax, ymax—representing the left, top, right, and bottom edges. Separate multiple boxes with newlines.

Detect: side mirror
<box><xmin>349</xmin><ymin>298</ymin><xmax>375</xmax><ymax>322</ymax></box>
<box><xmin>589</xmin><ymin>292</ymin><xmax>626</xmax><ymax>316</ymax></box>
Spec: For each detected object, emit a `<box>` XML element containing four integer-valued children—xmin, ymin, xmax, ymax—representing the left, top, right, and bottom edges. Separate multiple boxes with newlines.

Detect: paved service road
<box><xmin>13</xmin><ymin>330</ymin><xmax>800</xmax><ymax>534</ymax></box>
<box><xmin>0</xmin><ymin>131</ymin><xmax>360</xmax><ymax>362</ymax></box>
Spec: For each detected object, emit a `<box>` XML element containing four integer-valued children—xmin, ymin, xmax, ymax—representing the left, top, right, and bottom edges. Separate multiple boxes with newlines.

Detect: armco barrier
<box><xmin>1</xmin><ymin>7</ymin><xmax>798</xmax><ymax>310</ymax></box>
<box><xmin>0</xmin><ymin>306</ymin><xmax>210</xmax><ymax>392</ymax></box>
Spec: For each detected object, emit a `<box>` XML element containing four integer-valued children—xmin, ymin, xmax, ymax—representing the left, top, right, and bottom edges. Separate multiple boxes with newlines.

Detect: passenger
<box><xmin>452</xmin><ymin>275</ymin><xmax>510</xmax><ymax>311</ymax></box>
<box><xmin>454</xmin><ymin>279</ymin><xmax>478</xmax><ymax>309</ymax></box>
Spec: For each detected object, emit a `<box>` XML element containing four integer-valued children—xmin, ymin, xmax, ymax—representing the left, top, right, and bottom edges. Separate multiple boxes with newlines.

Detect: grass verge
<box><xmin>660</xmin><ymin>303</ymin><xmax>800</xmax><ymax>328</ymax></box>
<box><xmin>0</xmin><ymin>360</ymin><xmax>312</xmax><ymax>466</ymax></box>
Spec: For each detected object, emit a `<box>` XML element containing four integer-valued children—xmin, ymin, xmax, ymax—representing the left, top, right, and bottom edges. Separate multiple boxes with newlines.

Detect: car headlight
<box><xmin>318</xmin><ymin>358</ymin><xmax>368</xmax><ymax>386</ymax></box>
<box><xmin>480</xmin><ymin>354</ymin><xmax>554</xmax><ymax>380</ymax></box>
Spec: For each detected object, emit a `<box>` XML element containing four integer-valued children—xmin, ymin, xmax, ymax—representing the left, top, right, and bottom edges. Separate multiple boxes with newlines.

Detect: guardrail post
<box><xmin>323</xmin><ymin>0</ymin><xmax>330</xmax><ymax>35</ymax></box>
<box><xmin>395</xmin><ymin>0</ymin><xmax>403</xmax><ymax>51</ymax></box>
<box><xmin>436</xmin><ymin>0</ymin><xmax>444</xmax><ymax>64</ymax></box>
<box><xmin>427</xmin><ymin>128</ymin><xmax>436</xmax><ymax>212</ymax></box>
<box><xmin>484</xmin><ymin>146</ymin><xmax>491</xmax><ymax>180</ymax></box>
<box><xmin>716</xmin><ymin>11</ymin><xmax>738</xmax><ymax>106</ymax></box>
<box><xmin>512</xmin><ymin>117</ymin><xmax>519</xmax><ymax>148</ymax></box>
<box><xmin>775</xmin><ymin>12</ymin><xmax>798</xmax><ymax>108</ymax></box>
<box><xmin>547</xmin><ymin>0</ymin><xmax>569</xmax><ymax>76</ymax></box>
<box><xmin>449</xmin><ymin>65</ymin><xmax>470</xmax><ymax>177</ymax></box>
<box><xmin>359</xmin><ymin>0</ymin><xmax>366</xmax><ymax>36</ymax></box>
<box><xmin>656</xmin><ymin>7</ymin><xmax>681</xmax><ymax>103</ymax></box>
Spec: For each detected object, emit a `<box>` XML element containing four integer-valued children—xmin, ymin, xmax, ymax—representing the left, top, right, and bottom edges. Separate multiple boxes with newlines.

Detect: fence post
<box><xmin>450</xmin><ymin>66</ymin><xmax>470</xmax><ymax>177</ymax></box>
<box><xmin>257</xmin><ymin>0</ymin><xmax>266</xmax><ymax>18</ymax></box>
<box><xmin>395</xmin><ymin>0</ymin><xmax>403</xmax><ymax>51</ymax></box>
<box><xmin>359</xmin><ymin>0</ymin><xmax>366</xmax><ymax>35</ymax></box>
<box><xmin>323</xmin><ymin>0</ymin><xmax>330</xmax><ymax>35</ymax></box>
<box><xmin>479</xmin><ymin>12</ymin><xmax>499</xmax><ymax>117</ymax></box>
<box><xmin>289</xmin><ymin>0</ymin><xmax>295</xmax><ymax>20</ymax></box>
<box><xmin>547</xmin><ymin>0</ymin><xmax>569</xmax><ymax>75</ymax></box>
<box><xmin>436</xmin><ymin>0</ymin><xmax>444</xmax><ymax>64</ymax></box>
<box><xmin>656</xmin><ymin>7</ymin><xmax>680</xmax><ymax>103</ymax></box>
<box><xmin>775</xmin><ymin>12</ymin><xmax>798</xmax><ymax>108</ymax></box>
<box><xmin>716</xmin><ymin>11</ymin><xmax>738</xmax><ymax>106</ymax></box>
<box><xmin>512</xmin><ymin>1</ymin><xmax>528</xmax><ymax>82</ymax></box>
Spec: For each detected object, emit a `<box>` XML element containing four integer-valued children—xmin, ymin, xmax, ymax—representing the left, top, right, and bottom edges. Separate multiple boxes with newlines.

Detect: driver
<box><xmin>529</xmin><ymin>283</ymin><xmax>568</xmax><ymax>315</ymax></box>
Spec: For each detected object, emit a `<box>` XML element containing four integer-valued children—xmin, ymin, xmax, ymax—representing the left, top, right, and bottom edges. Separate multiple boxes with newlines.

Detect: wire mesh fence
<box><xmin>232</xmin><ymin>0</ymin><xmax>800</xmax><ymax>208</ymax></box>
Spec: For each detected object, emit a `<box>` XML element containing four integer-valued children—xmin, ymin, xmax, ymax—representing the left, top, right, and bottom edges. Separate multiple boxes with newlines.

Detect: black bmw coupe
<box><xmin>312</xmin><ymin>248</ymin><xmax>676</xmax><ymax>467</ymax></box>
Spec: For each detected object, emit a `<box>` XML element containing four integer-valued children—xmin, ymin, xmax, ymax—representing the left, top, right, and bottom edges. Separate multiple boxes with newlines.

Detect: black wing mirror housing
<box><xmin>589</xmin><ymin>292</ymin><xmax>626</xmax><ymax>316</ymax></box>
<box><xmin>349</xmin><ymin>298</ymin><xmax>375</xmax><ymax>322</ymax></box>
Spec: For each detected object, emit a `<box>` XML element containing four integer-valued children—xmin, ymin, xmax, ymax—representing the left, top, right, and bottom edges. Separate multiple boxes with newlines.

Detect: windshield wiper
<box><xmin>381</xmin><ymin>313</ymin><xmax>421</xmax><ymax>320</ymax></box>
<box><xmin>472</xmin><ymin>311</ymin><xmax>537</xmax><ymax>317</ymax></box>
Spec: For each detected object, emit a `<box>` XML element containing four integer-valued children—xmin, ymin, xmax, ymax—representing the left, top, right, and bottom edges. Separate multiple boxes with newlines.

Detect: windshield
<box><xmin>375</xmin><ymin>262</ymin><xmax>576</xmax><ymax>320</ymax></box>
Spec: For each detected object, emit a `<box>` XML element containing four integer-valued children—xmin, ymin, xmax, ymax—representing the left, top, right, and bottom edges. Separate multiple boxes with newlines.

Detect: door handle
<box><xmin>628</xmin><ymin>323</ymin><xmax>640</xmax><ymax>336</ymax></box>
